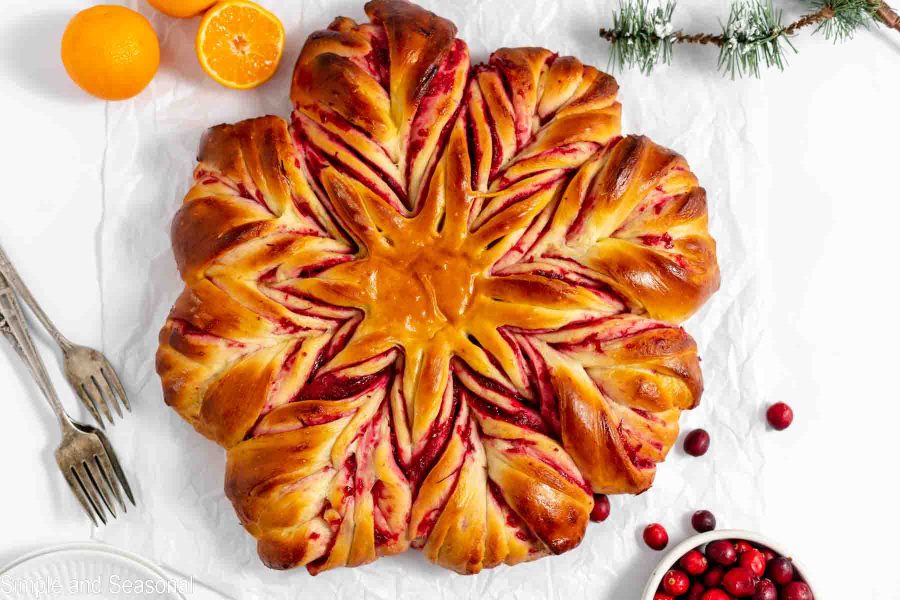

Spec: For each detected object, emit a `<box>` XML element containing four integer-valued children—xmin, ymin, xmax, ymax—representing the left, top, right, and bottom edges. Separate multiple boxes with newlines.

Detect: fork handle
<box><xmin>0</xmin><ymin>272</ymin><xmax>75</xmax><ymax>433</ymax></box>
<box><xmin>0</xmin><ymin>243</ymin><xmax>72</xmax><ymax>352</ymax></box>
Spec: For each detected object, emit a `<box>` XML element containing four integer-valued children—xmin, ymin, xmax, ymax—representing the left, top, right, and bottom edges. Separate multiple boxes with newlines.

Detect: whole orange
<box><xmin>146</xmin><ymin>0</ymin><xmax>217</xmax><ymax>18</ymax></box>
<box><xmin>61</xmin><ymin>5</ymin><xmax>160</xmax><ymax>101</ymax></box>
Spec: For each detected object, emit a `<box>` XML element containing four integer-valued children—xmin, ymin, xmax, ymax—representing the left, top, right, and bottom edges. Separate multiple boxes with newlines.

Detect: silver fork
<box><xmin>0</xmin><ymin>273</ymin><xmax>135</xmax><ymax>525</ymax></box>
<box><xmin>0</xmin><ymin>243</ymin><xmax>129</xmax><ymax>427</ymax></box>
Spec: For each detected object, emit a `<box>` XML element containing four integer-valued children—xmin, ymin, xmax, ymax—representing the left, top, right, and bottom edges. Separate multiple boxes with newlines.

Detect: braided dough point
<box><xmin>157</xmin><ymin>0</ymin><xmax>720</xmax><ymax>575</ymax></box>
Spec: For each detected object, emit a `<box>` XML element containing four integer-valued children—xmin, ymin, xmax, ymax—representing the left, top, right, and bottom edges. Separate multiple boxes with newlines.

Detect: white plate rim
<box><xmin>0</xmin><ymin>542</ymin><xmax>187</xmax><ymax>600</ymax></box>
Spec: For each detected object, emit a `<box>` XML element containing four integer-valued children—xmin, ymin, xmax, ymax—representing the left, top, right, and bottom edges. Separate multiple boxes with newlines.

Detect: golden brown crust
<box><xmin>157</xmin><ymin>0</ymin><xmax>719</xmax><ymax>576</ymax></box>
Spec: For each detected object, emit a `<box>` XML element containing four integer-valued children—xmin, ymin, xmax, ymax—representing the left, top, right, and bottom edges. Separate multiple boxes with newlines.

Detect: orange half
<box><xmin>196</xmin><ymin>0</ymin><xmax>284</xmax><ymax>90</ymax></box>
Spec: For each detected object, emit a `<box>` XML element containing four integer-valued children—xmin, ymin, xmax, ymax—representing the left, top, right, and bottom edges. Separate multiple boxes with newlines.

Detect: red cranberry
<box><xmin>739</xmin><ymin>548</ymin><xmax>767</xmax><ymax>577</ymax></box>
<box><xmin>781</xmin><ymin>582</ymin><xmax>814</xmax><ymax>600</ymax></box>
<box><xmin>692</xmin><ymin>510</ymin><xmax>717</xmax><ymax>533</ymax></box>
<box><xmin>707</xmin><ymin>540</ymin><xmax>738</xmax><ymax>566</ymax></box>
<box><xmin>723</xmin><ymin>567</ymin><xmax>759</xmax><ymax>597</ymax></box>
<box><xmin>703</xmin><ymin>566</ymin><xmax>725</xmax><ymax>587</ymax></box>
<box><xmin>680</xmin><ymin>549</ymin><xmax>709</xmax><ymax>575</ymax></box>
<box><xmin>653</xmin><ymin>594</ymin><xmax>674</xmax><ymax>600</ymax></box>
<box><xmin>662</xmin><ymin>569</ymin><xmax>690</xmax><ymax>595</ymax></box>
<box><xmin>762</xmin><ymin>549</ymin><xmax>776</xmax><ymax>562</ymax></box>
<box><xmin>734</xmin><ymin>541</ymin><xmax>754</xmax><ymax>554</ymax></box>
<box><xmin>684</xmin><ymin>428</ymin><xmax>711</xmax><ymax>456</ymax></box>
<box><xmin>701</xmin><ymin>590</ymin><xmax>731</xmax><ymax>600</ymax></box>
<box><xmin>643</xmin><ymin>523</ymin><xmax>669</xmax><ymax>551</ymax></box>
<box><xmin>590</xmin><ymin>494</ymin><xmax>610</xmax><ymax>522</ymax></box>
<box><xmin>767</xmin><ymin>402</ymin><xmax>794</xmax><ymax>430</ymax></box>
<box><xmin>754</xmin><ymin>579</ymin><xmax>777</xmax><ymax>600</ymax></box>
<box><xmin>767</xmin><ymin>556</ymin><xmax>794</xmax><ymax>585</ymax></box>
<box><xmin>687</xmin><ymin>582</ymin><xmax>707</xmax><ymax>600</ymax></box>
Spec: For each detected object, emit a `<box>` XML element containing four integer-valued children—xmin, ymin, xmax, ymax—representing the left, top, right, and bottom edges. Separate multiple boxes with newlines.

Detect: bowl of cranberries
<box><xmin>641</xmin><ymin>529</ymin><xmax>816</xmax><ymax>600</ymax></box>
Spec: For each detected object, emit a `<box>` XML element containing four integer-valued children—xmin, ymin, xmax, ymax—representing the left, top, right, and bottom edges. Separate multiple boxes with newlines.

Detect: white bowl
<box><xmin>641</xmin><ymin>529</ymin><xmax>818</xmax><ymax>599</ymax></box>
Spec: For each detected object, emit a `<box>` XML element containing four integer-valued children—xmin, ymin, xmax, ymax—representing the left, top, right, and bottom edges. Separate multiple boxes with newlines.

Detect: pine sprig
<box><xmin>812</xmin><ymin>0</ymin><xmax>878</xmax><ymax>40</ymax></box>
<box><xmin>719</xmin><ymin>1</ymin><xmax>794</xmax><ymax>79</ymax></box>
<box><xmin>607</xmin><ymin>0</ymin><xmax>677</xmax><ymax>74</ymax></box>
<box><xmin>599</xmin><ymin>0</ymin><xmax>896</xmax><ymax>78</ymax></box>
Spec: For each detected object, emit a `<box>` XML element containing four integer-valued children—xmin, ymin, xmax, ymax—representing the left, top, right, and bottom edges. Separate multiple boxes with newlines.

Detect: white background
<box><xmin>1</xmin><ymin>0</ymin><xmax>898</xmax><ymax>598</ymax></box>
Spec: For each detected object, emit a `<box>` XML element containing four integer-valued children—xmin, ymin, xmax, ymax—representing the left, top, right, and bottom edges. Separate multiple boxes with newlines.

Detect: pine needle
<box><xmin>607</xmin><ymin>0</ymin><xmax>677</xmax><ymax>74</ymax></box>
<box><xmin>812</xmin><ymin>0</ymin><xmax>878</xmax><ymax>40</ymax></box>
<box><xmin>718</xmin><ymin>1</ymin><xmax>795</xmax><ymax>79</ymax></box>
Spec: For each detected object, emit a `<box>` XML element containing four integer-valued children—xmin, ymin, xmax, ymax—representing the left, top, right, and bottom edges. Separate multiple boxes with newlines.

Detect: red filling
<box><xmin>501</xmin><ymin>437</ymin><xmax>592</xmax><ymax>495</ymax></box>
<box><xmin>618</xmin><ymin>422</ymin><xmax>655</xmax><ymax>470</ymax></box>
<box><xmin>488</xmin><ymin>480</ymin><xmax>538</xmax><ymax>544</ymax></box>
<box><xmin>566</xmin><ymin>136</ymin><xmax>623</xmax><ymax>236</ymax></box>
<box><xmin>405</xmin><ymin>405</ymin><xmax>457</xmax><ymax>489</ymax></box>
<box><xmin>639</xmin><ymin>232</ymin><xmax>675</xmax><ymax>249</ymax></box>
<box><xmin>405</xmin><ymin>40</ymin><xmax>467</xmax><ymax>172</ymax></box>
<box><xmin>466</xmin><ymin>391</ymin><xmax>546</xmax><ymax>435</ymax></box>
<box><xmin>414</xmin><ymin>509</ymin><xmax>442</xmax><ymax>542</ymax></box>
<box><xmin>296</xmin><ymin>371</ymin><xmax>386</xmax><ymax>401</ymax></box>
<box><xmin>294</xmin><ymin>113</ymin><xmax>407</xmax><ymax>207</ymax></box>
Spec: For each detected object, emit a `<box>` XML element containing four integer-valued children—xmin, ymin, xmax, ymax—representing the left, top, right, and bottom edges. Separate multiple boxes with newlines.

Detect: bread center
<box><xmin>361</xmin><ymin>238</ymin><xmax>481</xmax><ymax>342</ymax></box>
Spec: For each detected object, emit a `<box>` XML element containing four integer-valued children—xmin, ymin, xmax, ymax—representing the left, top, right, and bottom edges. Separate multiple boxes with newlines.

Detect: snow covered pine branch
<box><xmin>599</xmin><ymin>0</ymin><xmax>900</xmax><ymax>77</ymax></box>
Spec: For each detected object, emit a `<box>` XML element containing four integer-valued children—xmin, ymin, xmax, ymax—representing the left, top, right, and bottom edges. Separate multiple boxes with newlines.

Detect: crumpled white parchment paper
<box><xmin>95</xmin><ymin>1</ymin><xmax>771</xmax><ymax>597</ymax></box>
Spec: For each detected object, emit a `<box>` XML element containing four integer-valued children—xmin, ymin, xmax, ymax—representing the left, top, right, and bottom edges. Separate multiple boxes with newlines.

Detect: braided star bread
<box><xmin>156</xmin><ymin>0</ymin><xmax>720</xmax><ymax>575</ymax></box>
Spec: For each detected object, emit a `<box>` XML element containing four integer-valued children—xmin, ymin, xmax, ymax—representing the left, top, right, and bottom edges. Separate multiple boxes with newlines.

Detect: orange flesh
<box><xmin>199</xmin><ymin>4</ymin><xmax>283</xmax><ymax>87</ymax></box>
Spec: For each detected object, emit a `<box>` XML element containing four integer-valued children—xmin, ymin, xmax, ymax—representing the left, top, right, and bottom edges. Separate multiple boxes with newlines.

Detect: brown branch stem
<box><xmin>673</xmin><ymin>32</ymin><xmax>724</xmax><ymax>45</ymax></box>
<box><xmin>782</xmin><ymin>7</ymin><xmax>833</xmax><ymax>36</ymax></box>
<box><xmin>877</xmin><ymin>1</ymin><xmax>900</xmax><ymax>32</ymax></box>
<box><xmin>598</xmin><ymin>29</ymin><xmax>618</xmax><ymax>42</ymax></box>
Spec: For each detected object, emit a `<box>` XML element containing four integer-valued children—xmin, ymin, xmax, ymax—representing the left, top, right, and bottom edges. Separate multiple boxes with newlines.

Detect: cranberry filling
<box><xmin>639</xmin><ymin>232</ymin><xmax>675</xmax><ymax>249</ymax></box>
<box><xmin>296</xmin><ymin>370</ymin><xmax>385</xmax><ymax>401</ymax></box>
<box><xmin>405</xmin><ymin>386</ymin><xmax>461</xmax><ymax>490</ymax></box>
<box><xmin>406</xmin><ymin>39</ymin><xmax>467</xmax><ymax>153</ymax></box>
<box><xmin>294</xmin><ymin>112</ymin><xmax>407</xmax><ymax>208</ymax></box>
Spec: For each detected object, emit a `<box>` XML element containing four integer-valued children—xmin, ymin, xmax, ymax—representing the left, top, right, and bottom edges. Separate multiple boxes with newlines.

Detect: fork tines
<box><xmin>68</xmin><ymin>347</ymin><xmax>131</xmax><ymax>428</ymax></box>
<box><xmin>57</xmin><ymin>426</ymin><xmax>136</xmax><ymax>526</ymax></box>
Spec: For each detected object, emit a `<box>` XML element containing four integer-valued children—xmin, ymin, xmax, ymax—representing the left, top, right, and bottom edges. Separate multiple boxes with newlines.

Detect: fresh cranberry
<box><xmin>643</xmin><ymin>523</ymin><xmax>669</xmax><ymax>551</ymax></box>
<box><xmin>653</xmin><ymin>594</ymin><xmax>674</xmax><ymax>600</ymax></box>
<box><xmin>692</xmin><ymin>510</ymin><xmax>717</xmax><ymax>533</ymax></box>
<box><xmin>680</xmin><ymin>549</ymin><xmax>709</xmax><ymax>575</ymax></box>
<box><xmin>781</xmin><ymin>582</ymin><xmax>814</xmax><ymax>600</ymax></box>
<box><xmin>734</xmin><ymin>541</ymin><xmax>754</xmax><ymax>554</ymax></box>
<box><xmin>723</xmin><ymin>567</ymin><xmax>759</xmax><ymax>597</ymax></box>
<box><xmin>704</xmin><ymin>566</ymin><xmax>725</xmax><ymax>587</ymax></box>
<box><xmin>687</xmin><ymin>582</ymin><xmax>707</xmax><ymax>600</ymax></box>
<box><xmin>590</xmin><ymin>494</ymin><xmax>610</xmax><ymax>522</ymax></box>
<box><xmin>754</xmin><ymin>579</ymin><xmax>777</xmax><ymax>600</ymax></box>
<box><xmin>739</xmin><ymin>548</ymin><xmax>767</xmax><ymax>577</ymax></box>
<box><xmin>762</xmin><ymin>549</ymin><xmax>776</xmax><ymax>562</ymax></box>
<box><xmin>701</xmin><ymin>590</ymin><xmax>731</xmax><ymax>600</ymax></box>
<box><xmin>767</xmin><ymin>556</ymin><xmax>794</xmax><ymax>585</ymax></box>
<box><xmin>766</xmin><ymin>402</ymin><xmax>794</xmax><ymax>430</ymax></box>
<box><xmin>684</xmin><ymin>429</ymin><xmax>711</xmax><ymax>456</ymax></box>
<box><xmin>707</xmin><ymin>540</ymin><xmax>738</xmax><ymax>566</ymax></box>
<box><xmin>662</xmin><ymin>569</ymin><xmax>690</xmax><ymax>595</ymax></box>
